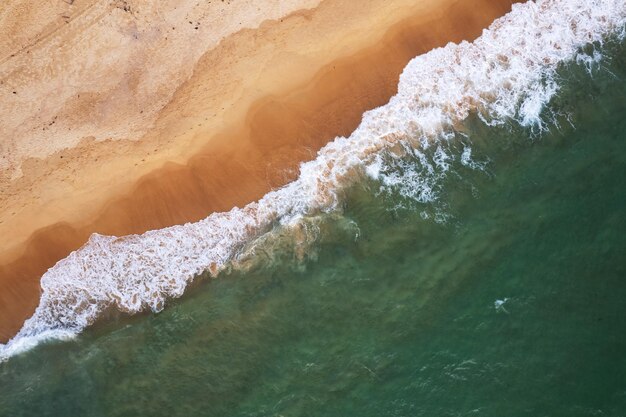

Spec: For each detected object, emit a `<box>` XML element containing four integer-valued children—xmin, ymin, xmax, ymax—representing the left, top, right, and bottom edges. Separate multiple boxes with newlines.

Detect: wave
<box><xmin>1</xmin><ymin>0</ymin><xmax>624</xmax><ymax>361</ymax></box>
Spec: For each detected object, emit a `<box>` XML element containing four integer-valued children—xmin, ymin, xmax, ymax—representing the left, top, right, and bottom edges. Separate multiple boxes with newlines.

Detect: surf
<box><xmin>1</xmin><ymin>0</ymin><xmax>624</xmax><ymax>361</ymax></box>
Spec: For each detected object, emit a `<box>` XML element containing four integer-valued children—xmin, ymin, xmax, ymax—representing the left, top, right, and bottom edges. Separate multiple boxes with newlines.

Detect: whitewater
<box><xmin>1</xmin><ymin>0</ymin><xmax>624</xmax><ymax>361</ymax></box>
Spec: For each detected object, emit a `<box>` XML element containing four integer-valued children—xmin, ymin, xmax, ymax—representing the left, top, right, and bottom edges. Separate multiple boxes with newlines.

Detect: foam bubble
<box><xmin>2</xmin><ymin>0</ymin><xmax>624</xmax><ymax>360</ymax></box>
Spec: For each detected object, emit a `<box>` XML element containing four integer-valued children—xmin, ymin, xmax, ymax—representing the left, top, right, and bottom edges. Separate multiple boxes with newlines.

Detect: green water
<box><xmin>1</xmin><ymin>45</ymin><xmax>625</xmax><ymax>417</ymax></box>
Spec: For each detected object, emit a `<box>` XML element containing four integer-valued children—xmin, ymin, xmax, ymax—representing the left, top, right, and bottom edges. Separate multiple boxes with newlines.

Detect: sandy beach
<box><xmin>0</xmin><ymin>0</ymin><xmax>517</xmax><ymax>342</ymax></box>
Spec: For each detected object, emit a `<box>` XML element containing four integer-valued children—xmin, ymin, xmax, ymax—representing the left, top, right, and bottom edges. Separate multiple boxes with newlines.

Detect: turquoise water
<box><xmin>1</xmin><ymin>43</ymin><xmax>625</xmax><ymax>417</ymax></box>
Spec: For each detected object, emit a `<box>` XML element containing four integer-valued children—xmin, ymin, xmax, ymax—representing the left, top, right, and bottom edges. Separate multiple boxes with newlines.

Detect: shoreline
<box><xmin>0</xmin><ymin>0</ymin><xmax>517</xmax><ymax>342</ymax></box>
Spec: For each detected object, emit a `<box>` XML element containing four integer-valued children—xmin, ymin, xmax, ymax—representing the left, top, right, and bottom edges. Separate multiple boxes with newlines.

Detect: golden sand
<box><xmin>0</xmin><ymin>0</ymin><xmax>518</xmax><ymax>341</ymax></box>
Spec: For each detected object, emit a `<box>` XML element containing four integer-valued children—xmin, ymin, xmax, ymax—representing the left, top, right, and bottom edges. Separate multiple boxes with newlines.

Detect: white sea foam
<box><xmin>1</xmin><ymin>0</ymin><xmax>624</xmax><ymax>361</ymax></box>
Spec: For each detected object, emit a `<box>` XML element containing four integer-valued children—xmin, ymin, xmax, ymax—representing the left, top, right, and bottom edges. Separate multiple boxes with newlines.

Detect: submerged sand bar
<box><xmin>0</xmin><ymin>0</ymin><xmax>517</xmax><ymax>341</ymax></box>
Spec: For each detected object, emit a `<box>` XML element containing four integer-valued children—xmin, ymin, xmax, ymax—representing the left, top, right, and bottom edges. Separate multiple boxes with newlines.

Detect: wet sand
<box><xmin>0</xmin><ymin>0</ymin><xmax>518</xmax><ymax>342</ymax></box>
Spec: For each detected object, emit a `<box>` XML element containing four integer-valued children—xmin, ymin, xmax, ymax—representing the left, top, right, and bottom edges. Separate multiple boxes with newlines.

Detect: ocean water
<box><xmin>1</xmin><ymin>1</ymin><xmax>626</xmax><ymax>415</ymax></box>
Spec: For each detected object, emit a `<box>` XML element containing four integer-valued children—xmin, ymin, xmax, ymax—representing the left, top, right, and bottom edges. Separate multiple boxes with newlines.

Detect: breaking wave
<box><xmin>1</xmin><ymin>0</ymin><xmax>624</xmax><ymax>361</ymax></box>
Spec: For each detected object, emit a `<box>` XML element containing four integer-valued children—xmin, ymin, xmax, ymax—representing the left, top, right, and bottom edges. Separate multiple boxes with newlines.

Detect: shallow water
<box><xmin>1</xmin><ymin>28</ymin><xmax>625</xmax><ymax>417</ymax></box>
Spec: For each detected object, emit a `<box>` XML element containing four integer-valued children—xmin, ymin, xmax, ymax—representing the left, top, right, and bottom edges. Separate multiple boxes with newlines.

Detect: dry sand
<box><xmin>0</xmin><ymin>0</ymin><xmax>518</xmax><ymax>342</ymax></box>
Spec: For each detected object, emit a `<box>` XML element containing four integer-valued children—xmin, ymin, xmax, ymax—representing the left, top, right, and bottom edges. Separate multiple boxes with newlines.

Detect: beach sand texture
<box><xmin>0</xmin><ymin>0</ymin><xmax>517</xmax><ymax>342</ymax></box>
